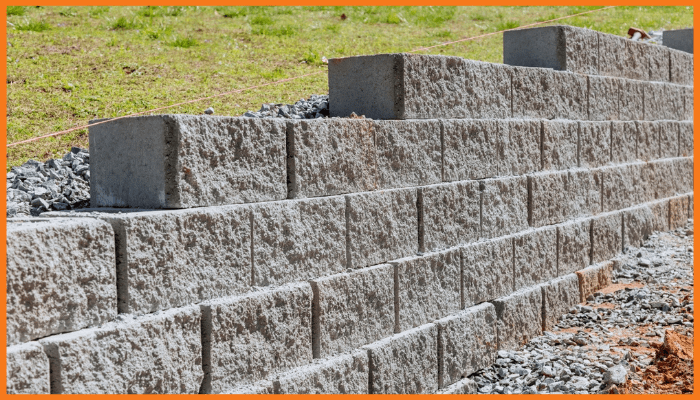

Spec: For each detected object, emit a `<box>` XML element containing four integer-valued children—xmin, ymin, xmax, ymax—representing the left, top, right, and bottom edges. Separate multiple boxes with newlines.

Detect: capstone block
<box><xmin>669</xmin><ymin>195</ymin><xmax>690</xmax><ymax>230</ymax></box>
<box><xmin>204</xmin><ymin>283</ymin><xmax>312</xmax><ymax>393</ymax></box>
<box><xmin>624</xmin><ymin>205</ymin><xmax>654</xmax><ymax>249</ymax></box>
<box><xmin>310</xmin><ymin>264</ymin><xmax>394</xmax><ymax>358</ymax></box>
<box><xmin>588</xmin><ymin>76</ymin><xmax>619</xmax><ymax>120</ymax></box>
<box><xmin>636</xmin><ymin>121</ymin><xmax>660</xmax><ymax>161</ymax></box>
<box><xmin>579</xmin><ymin>121</ymin><xmax>611</xmax><ymax>168</ymax></box>
<box><xmin>500</xmin><ymin>119</ymin><xmax>541</xmax><ymax>176</ymax></box>
<box><xmin>287</xmin><ymin>118</ymin><xmax>376</xmax><ymax>198</ymax></box>
<box><xmin>557</xmin><ymin>218</ymin><xmax>592</xmax><ymax>276</ymax></box>
<box><xmin>598</xmin><ymin>33</ymin><xmax>647</xmax><ymax>80</ymax></box>
<box><xmin>6</xmin><ymin>218</ymin><xmax>116</xmax><ymax>346</ymax></box>
<box><xmin>273</xmin><ymin>350</ymin><xmax>369</xmax><ymax>394</ymax></box>
<box><xmin>649</xmin><ymin>199</ymin><xmax>670</xmax><ymax>232</ymax></box>
<box><xmin>591</xmin><ymin>212</ymin><xmax>623</xmax><ymax>263</ymax></box>
<box><xmin>491</xmin><ymin>286</ymin><xmax>543</xmax><ymax>351</ymax></box>
<box><xmin>461</xmin><ymin>236</ymin><xmax>514</xmax><ymax>307</ymax></box>
<box><xmin>619</xmin><ymin>79</ymin><xmax>645</xmax><ymax>121</ymax></box>
<box><xmin>678</xmin><ymin>122</ymin><xmax>694</xmax><ymax>157</ymax></box>
<box><xmin>542</xmin><ymin>120</ymin><xmax>578</xmax><ymax>171</ymax></box>
<box><xmin>611</xmin><ymin>121</ymin><xmax>638</xmax><ymax>164</ymax></box>
<box><xmin>480</xmin><ymin>176</ymin><xmax>528</xmax><ymax>239</ymax></box>
<box><xmin>442</xmin><ymin>119</ymin><xmax>502</xmax><ymax>181</ymax></box>
<box><xmin>252</xmin><ymin>196</ymin><xmax>346</xmax><ymax>286</ymax></box>
<box><xmin>365</xmin><ymin>323</ymin><xmax>438</xmax><ymax>394</ymax></box>
<box><xmin>436</xmin><ymin>303</ymin><xmax>497</xmax><ymax>388</ymax></box>
<box><xmin>392</xmin><ymin>249</ymin><xmax>461</xmax><ymax>332</ymax></box>
<box><xmin>6</xmin><ymin>342</ymin><xmax>50</xmax><ymax>394</ymax></box>
<box><xmin>576</xmin><ymin>262</ymin><xmax>613</xmax><ymax>302</ymax></box>
<box><xmin>670</xmin><ymin>48</ymin><xmax>694</xmax><ymax>85</ymax></box>
<box><xmin>659</xmin><ymin>121</ymin><xmax>680</xmax><ymax>159</ymax></box>
<box><xmin>346</xmin><ymin>187</ymin><xmax>418</xmax><ymax>268</ymax></box>
<box><xmin>513</xmin><ymin>227</ymin><xmax>557</xmax><ymax>290</ymax></box>
<box><xmin>512</xmin><ymin>66</ymin><xmax>587</xmax><ymax>120</ymax></box>
<box><xmin>438</xmin><ymin>378</ymin><xmax>478</xmax><ymax>394</ymax></box>
<box><xmin>374</xmin><ymin>119</ymin><xmax>442</xmax><ymax>189</ymax></box>
<box><xmin>40</xmin><ymin>305</ymin><xmax>202</xmax><ymax>394</ymax></box>
<box><xmin>541</xmin><ymin>274</ymin><xmax>581</xmax><ymax>331</ymax></box>
<box><xmin>90</xmin><ymin>115</ymin><xmax>287</xmax><ymax>208</ymax></box>
<box><xmin>664</xmin><ymin>28</ymin><xmax>693</xmax><ymax>54</ymax></box>
<box><xmin>419</xmin><ymin>180</ymin><xmax>479</xmax><ymax>252</ymax></box>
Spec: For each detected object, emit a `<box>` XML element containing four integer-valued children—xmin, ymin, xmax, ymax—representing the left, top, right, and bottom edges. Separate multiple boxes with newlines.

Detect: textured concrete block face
<box><xmin>570</xmin><ymin>168</ymin><xmax>603</xmax><ymax>217</ymax></box>
<box><xmin>346</xmin><ymin>188</ymin><xmax>418</xmax><ymax>269</ymax></box>
<box><xmin>576</xmin><ymin>262</ymin><xmax>613</xmax><ymax>302</ymax></box>
<box><xmin>679</xmin><ymin>122</ymin><xmax>694</xmax><ymax>157</ymax></box>
<box><xmin>647</xmin><ymin>44</ymin><xmax>671</xmax><ymax>82</ymax></box>
<box><xmin>491</xmin><ymin>286</ymin><xmax>543</xmax><ymax>351</ymax></box>
<box><xmin>6</xmin><ymin>218</ymin><xmax>116</xmax><ymax>346</ymax></box>
<box><xmin>365</xmin><ymin>324</ymin><xmax>438</xmax><ymax>394</ymax></box>
<box><xmin>542</xmin><ymin>274</ymin><xmax>581</xmax><ymax>331</ymax></box>
<box><xmin>649</xmin><ymin>199</ymin><xmax>670</xmax><ymax>232</ymax></box>
<box><xmin>689</xmin><ymin>194</ymin><xmax>694</xmax><ymax>219</ymax></box>
<box><xmin>636</xmin><ymin>121</ymin><xmax>659</xmax><ymax>161</ymax></box>
<box><xmin>287</xmin><ymin>119</ymin><xmax>376</xmax><ymax>198</ymax></box>
<box><xmin>619</xmin><ymin>79</ymin><xmax>645</xmax><ymax>120</ymax></box>
<box><xmin>207</xmin><ymin>284</ymin><xmax>313</xmax><ymax>393</ymax></box>
<box><xmin>645</xmin><ymin>83</ymin><xmax>685</xmax><ymax>121</ymax></box>
<box><xmin>602</xmin><ymin>163</ymin><xmax>641</xmax><ymax>212</ymax></box>
<box><xmin>528</xmin><ymin>171</ymin><xmax>569</xmax><ymax>227</ymax></box>
<box><xmin>557</xmin><ymin>218</ymin><xmax>592</xmax><ymax>275</ymax></box>
<box><xmin>438</xmin><ymin>378</ymin><xmax>478</xmax><ymax>394</ymax></box>
<box><xmin>6</xmin><ymin>342</ymin><xmax>50</xmax><ymax>394</ymax></box>
<box><xmin>670</xmin><ymin>48</ymin><xmax>694</xmax><ymax>85</ymax></box>
<box><xmin>442</xmin><ymin>119</ymin><xmax>502</xmax><ymax>181</ymax></box>
<box><xmin>374</xmin><ymin>120</ymin><xmax>441</xmax><ymax>188</ymax></box>
<box><xmin>598</xmin><ymin>33</ymin><xmax>647</xmax><ymax>80</ymax></box>
<box><xmin>481</xmin><ymin>176</ymin><xmax>528</xmax><ymax>238</ymax></box>
<box><xmin>673</xmin><ymin>157</ymin><xmax>694</xmax><ymax>194</ymax></box>
<box><xmin>252</xmin><ymin>197</ymin><xmax>346</xmax><ymax>286</ymax></box>
<box><xmin>664</xmin><ymin>28</ymin><xmax>693</xmax><ymax>54</ymax></box>
<box><xmin>579</xmin><ymin>121</ymin><xmax>611</xmax><ymax>168</ymax></box>
<box><xmin>588</xmin><ymin>76</ymin><xmax>619</xmax><ymax>120</ymax></box>
<box><xmin>514</xmin><ymin>227</ymin><xmax>557</xmax><ymax>290</ymax></box>
<box><xmin>542</xmin><ymin>120</ymin><xmax>578</xmax><ymax>171</ymax></box>
<box><xmin>669</xmin><ymin>196</ymin><xmax>690</xmax><ymax>230</ymax></box>
<box><xmin>651</xmin><ymin>159</ymin><xmax>676</xmax><ymax>200</ymax></box>
<box><xmin>274</xmin><ymin>351</ymin><xmax>369</xmax><ymax>394</ymax></box>
<box><xmin>624</xmin><ymin>206</ymin><xmax>654</xmax><ymax>248</ymax></box>
<box><xmin>461</xmin><ymin>237</ymin><xmax>514</xmax><ymax>307</ymax></box>
<box><xmin>500</xmin><ymin>119</ymin><xmax>541</xmax><ymax>176</ymax></box>
<box><xmin>393</xmin><ymin>249</ymin><xmax>461</xmax><ymax>332</ymax></box>
<box><xmin>227</xmin><ymin>382</ymin><xmax>275</xmax><ymax>394</ymax></box>
<box><xmin>658</xmin><ymin>121</ymin><xmax>680</xmax><ymax>159</ymax></box>
<box><xmin>90</xmin><ymin>115</ymin><xmax>287</xmax><ymax>208</ymax></box>
<box><xmin>503</xmin><ymin>25</ymin><xmax>598</xmax><ymax>75</ymax></box>
<box><xmin>512</xmin><ymin>67</ymin><xmax>587</xmax><ymax>120</ymax></box>
<box><xmin>591</xmin><ymin>212</ymin><xmax>623</xmax><ymax>263</ymax></box>
<box><xmin>419</xmin><ymin>181</ymin><xmax>479</xmax><ymax>252</ymax></box>
<box><xmin>41</xmin><ymin>306</ymin><xmax>202</xmax><ymax>394</ymax></box>
<box><xmin>611</xmin><ymin>121</ymin><xmax>637</xmax><ymax>164</ymax></box>
<box><xmin>437</xmin><ymin>303</ymin><xmax>497</xmax><ymax>388</ymax></box>
<box><xmin>310</xmin><ymin>264</ymin><xmax>394</xmax><ymax>358</ymax></box>
<box><xmin>683</xmin><ymin>87</ymin><xmax>694</xmax><ymax>120</ymax></box>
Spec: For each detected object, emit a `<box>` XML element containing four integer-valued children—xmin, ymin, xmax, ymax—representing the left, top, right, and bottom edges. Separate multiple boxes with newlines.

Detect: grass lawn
<box><xmin>5</xmin><ymin>5</ymin><xmax>694</xmax><ymax>170</ymax></box>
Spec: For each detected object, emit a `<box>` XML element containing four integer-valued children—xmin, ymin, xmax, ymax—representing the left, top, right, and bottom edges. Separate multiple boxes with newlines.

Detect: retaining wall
<box><xmin>6</xmin><ymin>25</ymin><xmax>694</xmax><ymax>394</ymax></box>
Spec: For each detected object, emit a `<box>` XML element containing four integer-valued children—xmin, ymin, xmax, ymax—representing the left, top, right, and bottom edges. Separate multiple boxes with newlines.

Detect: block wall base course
<box><xmin>591</xmin><ymin>212</ymin><xmax>623</xmax><ymax>264</ymax></box>
<box><xmin>273</xmin><ymin>350</ymin><xmax>369</xmax><ymax>394</ymax></box>
<box><xmin>436</xmin><ymin>303</ymin><xmax>497</xmax><ymax>389</ymax></box>
<box><xmin>491</xmin><ymin>285</ymin><xmax>543</xmax><ymax>351</ymax></box>
<box><xmin>624</xmin><ymin>205</ymin><xmax>654</xmax><ymax>249</ymax></box>
<box><xmin>6</xmin><ymin>342</ymin><xmax>50</xmax><ymax>394</ymax></box>
<box><xmin>461</xmin><ymin>236</ymin><xmax>514</xmax><ymax>308</ymax></box>
<box><xmin>541</xmin><ymin>274</ymin><xmax>581</xmax><ymax>331</ymax></box>
<box><xmin>39</xmin><ymin>305</ymin><xmax>202</xmax><ymax>394</ymax></box>
<box><xmin>513</xmin><ymin>226</ymin><xmax>557</xmax><ymax>290</ymax></box>
<box><xmin>310</xmin><ymin>264</ymin><xmax>394</xmax><ymax>358</ymax></box>
<box><xmin>89</xmin><ymin>115</ymin><xmax>287</xmax><ymax>208</ymax></box>
<box><xmin>669</xmin><ymin>195</ymin><xmax>691</xmax><ymax>230</ymax></box>
<box><xmin>649</xmin><ymin>199</ymin><xmax>671</xmax><ymax>232</ymax></box>
<box><xmin>481</xmin><ymin>176</ymin><xmax>529</xmax><ymax>239</ymax></box>
<box><xmin>6</xmin><ymin>218</ymin><xmax>117</xmax><ymax>346</ymax></box>
<box><xmin>437</xmin><ymin>377</ymin><xmax>478</xmax><ymax>394</ymax></box>
<box><xmin>364</xmin><ymin>323</ymin><xmax>438</xmax><ymax>394</ymax></box>
<box><xmin>204</xmin><ymin>283</ymin><xmax>313</xmax><ymax>393</ymax></box>
<box><xmin>576</xmin><ymin>261</ymin><xmax>614</xmax><ymax>302</ymax></box>
<box><xmin>419</xmin><ymin>180</ymin><xmax>479</xmax><ymax>252</ymax></box>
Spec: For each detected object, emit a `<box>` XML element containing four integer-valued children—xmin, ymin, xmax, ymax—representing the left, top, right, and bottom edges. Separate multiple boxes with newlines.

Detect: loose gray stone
<box><xmin>603</xmin><ymin>365</ymin><xmax>627</xmax><ymax>385</ymax></box>
<box><xmin>6</xmin><ymin>342</ymin><xmax>50</xmax><ymax>394</ymax></box>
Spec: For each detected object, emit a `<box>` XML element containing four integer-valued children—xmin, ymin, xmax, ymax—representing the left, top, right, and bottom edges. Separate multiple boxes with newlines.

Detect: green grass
<box><xmin>5</xmin><ymin>6</ymin><xmax>694</xmax><ymax>169</ymax></box>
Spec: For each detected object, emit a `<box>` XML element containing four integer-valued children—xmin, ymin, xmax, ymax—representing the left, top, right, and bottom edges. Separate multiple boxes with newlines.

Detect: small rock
<box><xmin>204</xmin><ymin>107</ymin><xmax>214</xmax><ymax>115</ymax></box>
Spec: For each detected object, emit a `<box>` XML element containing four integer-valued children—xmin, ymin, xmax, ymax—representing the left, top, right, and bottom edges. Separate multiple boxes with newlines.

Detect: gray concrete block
<box><xmin>226</xmin><ymin>382</ymin><xmax>275</xmax><ymax>394</ymax></box>
<box><xmin>442</xmin><ymin>119</ymin><xmax>502</xmax><ymax>181</ymax></box>
<box><xmin>6</xmin><ymin>342</ymin><xmax>50</xmax><ymax>394</ymax></box>
<box><xmin>602</xmin><ymin>163</ymin><xmax>643</xmax><ymax>212</ymax></box>
<box><xmin>40</xmin><ymin>305</ymin><xmax>202</xmax><ymax>394</ymax></box>
<box><xmin>624</xmin><ymin>205</ymin><xmax>654</xmax><ymax>248</ymax></box>
<box><xmin>588</xmin><ymin>76</ymin><xmax>620</xmax><ymax>120</ymax></box>
<box><xmin>287</xmin><ymin>118</ymin><xmax>377</xmax><ymax>198</ymax></box>
<box><xmin>500</xmin><ymin>119</ymin><xmax>541</xmax><ymax>176</ymax></box>
<box><xmin>672</xmin><ymin>157</ymin><xmax>694</xmax><ymax>194</ymax></box>
<box><xmin>636</xmin><ymin>121</ymin><xmax>660</xmax><ymax>161</ymax></box>
<box><xmin>364</xmin><ymin>323</ymin><xmax>438</xmax><ymax>394</ymax></box>
<box><xmin>666</xmin><ymin>83</ymin><xmax>687</xmax><ymax>121</ymax></box>
<box><xmin>374</xmin><ymin>119</ymin><xmax>442</xmax><ymax>188</ymax></box>
<box><xmin>512</xmin><ymin>66</ymin><xmax>587</xmax><ymax>120</ymax></box>
<box><xmin>436</xmin><ymin>303</ymin><xmax>497</xmax><ymax>388</ymax></box>
<box><xmin>645</xmin><ymin>82</ymin><xmax>685</xmax><ymax>121</ymax></box>
<box><xmin>438</xmin><ymin>378</ymin><xmax>478</xmax><ymax>394</ymax></box>
<box><xmin>647</xmin><ymin>43</ymin><xmax>671</xmax><ymax>82</ymax></box>
<box><xmin>541</xmin><ymin>274</ymin><xmax>581</xmax><ymax>331</ymax></box>
<box><xmin>491</xmin><ymin>286</ymin><xmax>543</xmax><ymax>351</ymax></box>
<box><xmin>659</xmin><ymin>121</ymin><xmax>680</xmax><ymax>159</ymax></box>
<box><xmin>392</xmin><ymin>249</ymin><xmax>461</xmax><ymax>332</ymax></box>
<box><xmin>683</xmin><ymin>86</ymin><xmax>694</xmax><ymax>120</ymax></box>
<box><xmin>419</xmin><ymin>180</ymin><xmax>479</xmax><ymax>252</ymax></box>
<box><xmin>619</xmin><ymin>79</ymin><xmax>645</xmax><ymax>120</ymax></box>
<box><xmin>670</xmin><ymin>48</ymin><xmax>694</xmax><ymax>86</ymax></box>
<box><xmin>669</xmin><ymin>195</ymin><xmax>690</xmax><ymax>230</ymax></box>
<box><xmin>329</xmin><ymin>54</ymin><xmax>511</xmax><ymax>119</ymax></box>
<box><xmin>46</xmin><ymin>206</ymin><xmax>252</xmax><ymax>315</ymax></box>
<box><xmin>664</xmin><ymin>28</ymin><xmax>693</xmax><ymax>54</ymax></box>
<box><xmin>514</xmin><ymin>226</ymin><xmax>557</xmax><ymax>290</ymax></box>
<box><xmin>346</xmin><ymin>187</ymin><xmax>418</xmax><ymax>269</ymax></box>
<box><xmin>570</xmin><ymin>168</ymin><xmax>603</xmax><ymax>217</ymax></box>
<box><xmin>90</xmin><ymin>115</ymin><xmax>287</xmax><ymax>208</ymax></box>
<box><xmin>461</xmin><ymin>236</ymin><xmax>514</xmax><ymax>307</ymax></box>
<box><xmin>204</xmin><ymin>283</ymin><xmax>312</xmax><ymax>393</ymax></box>
<box><xmin>310</xmin><ymin>264</ymin><xmax>394</xmax><ymax>358</ymax></box>
<box><xmin>591</xmin><ymin>212</ymin><xmax>623</xmax><ymax>263</ymax></box>
<box><xmin>528</xmin><ymin>171</ymin><xmax>569</xmax><ymax>227</ymax></box>
<box><xmin>252</xmin><ymin>196</ymin><xmax>346</xmax><ymax>286</ymax></box>
<box><xmin>576</xmin><ymin>261</ymin><xmax>613</xmax><ymax>302</ymax></box>
<box><xmin>611</xmin><ymin>121</ymin><xmax>638</xmax><ymax>163</ymax></box>
<box><xmin>273</xmin><ymin>350</ymin><xmax>369</xmax><ymax>394</ymax></box>
<box><xmin>638</xmin><ymin>162</ymin><xmax>657</xmax><ymax>203</ymax></box>
<box><xmin>579</xmin><ymin>121</ymin><xmax>611</xmax><ymax>168</ymax></box>
<box><xmin>689</xmin><ymin>194</ymin><xmax>694</xmax><ymax>219</ymax></box>
<box><xmin>557</xmin><ymin>218</ymin><xmax>592</xmax><ymax>276</ymax></box>
<box><xmin>481</xmin><ymin>176</ymin><xmax>528</xmax><ymax>238</ymax></box>
<box><xmin>598</xmin><ymin>33</ymin><xmax>647</xmax><ymax>81</ymax></box>
<box><xmin>679</xmin><ymin>121</ymin><xmax>694</xmax><ymax>157</ymax></box>
<box><xmin>651</xmin><ymin>159</ymin><xmax>676</xmax><ymax>199</ymax></box>
<box><xmin>542</xmin><ymin>120</ymin><xmax>578</xmax><ymax>171</ymax></box>
<box><xmin>6</xmin><ymin>218</ymin><xmax>116</xmax><ymax>346</ymax></box>
<box><xmin>503</xmin><ymin>25</ymin><xmax>598</xmax><ymax>74</ymax></box>
<box><xmin>649</xmin><ymin>199</ymin><xmax>670</xmax><ymax>232</ymax></box>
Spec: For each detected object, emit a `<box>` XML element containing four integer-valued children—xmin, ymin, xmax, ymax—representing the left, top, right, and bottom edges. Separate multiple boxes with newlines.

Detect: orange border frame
<box><xmin>0</xmin><ymin>1</ymin><xmax>696</xmax><ymax>398</ymax></box>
